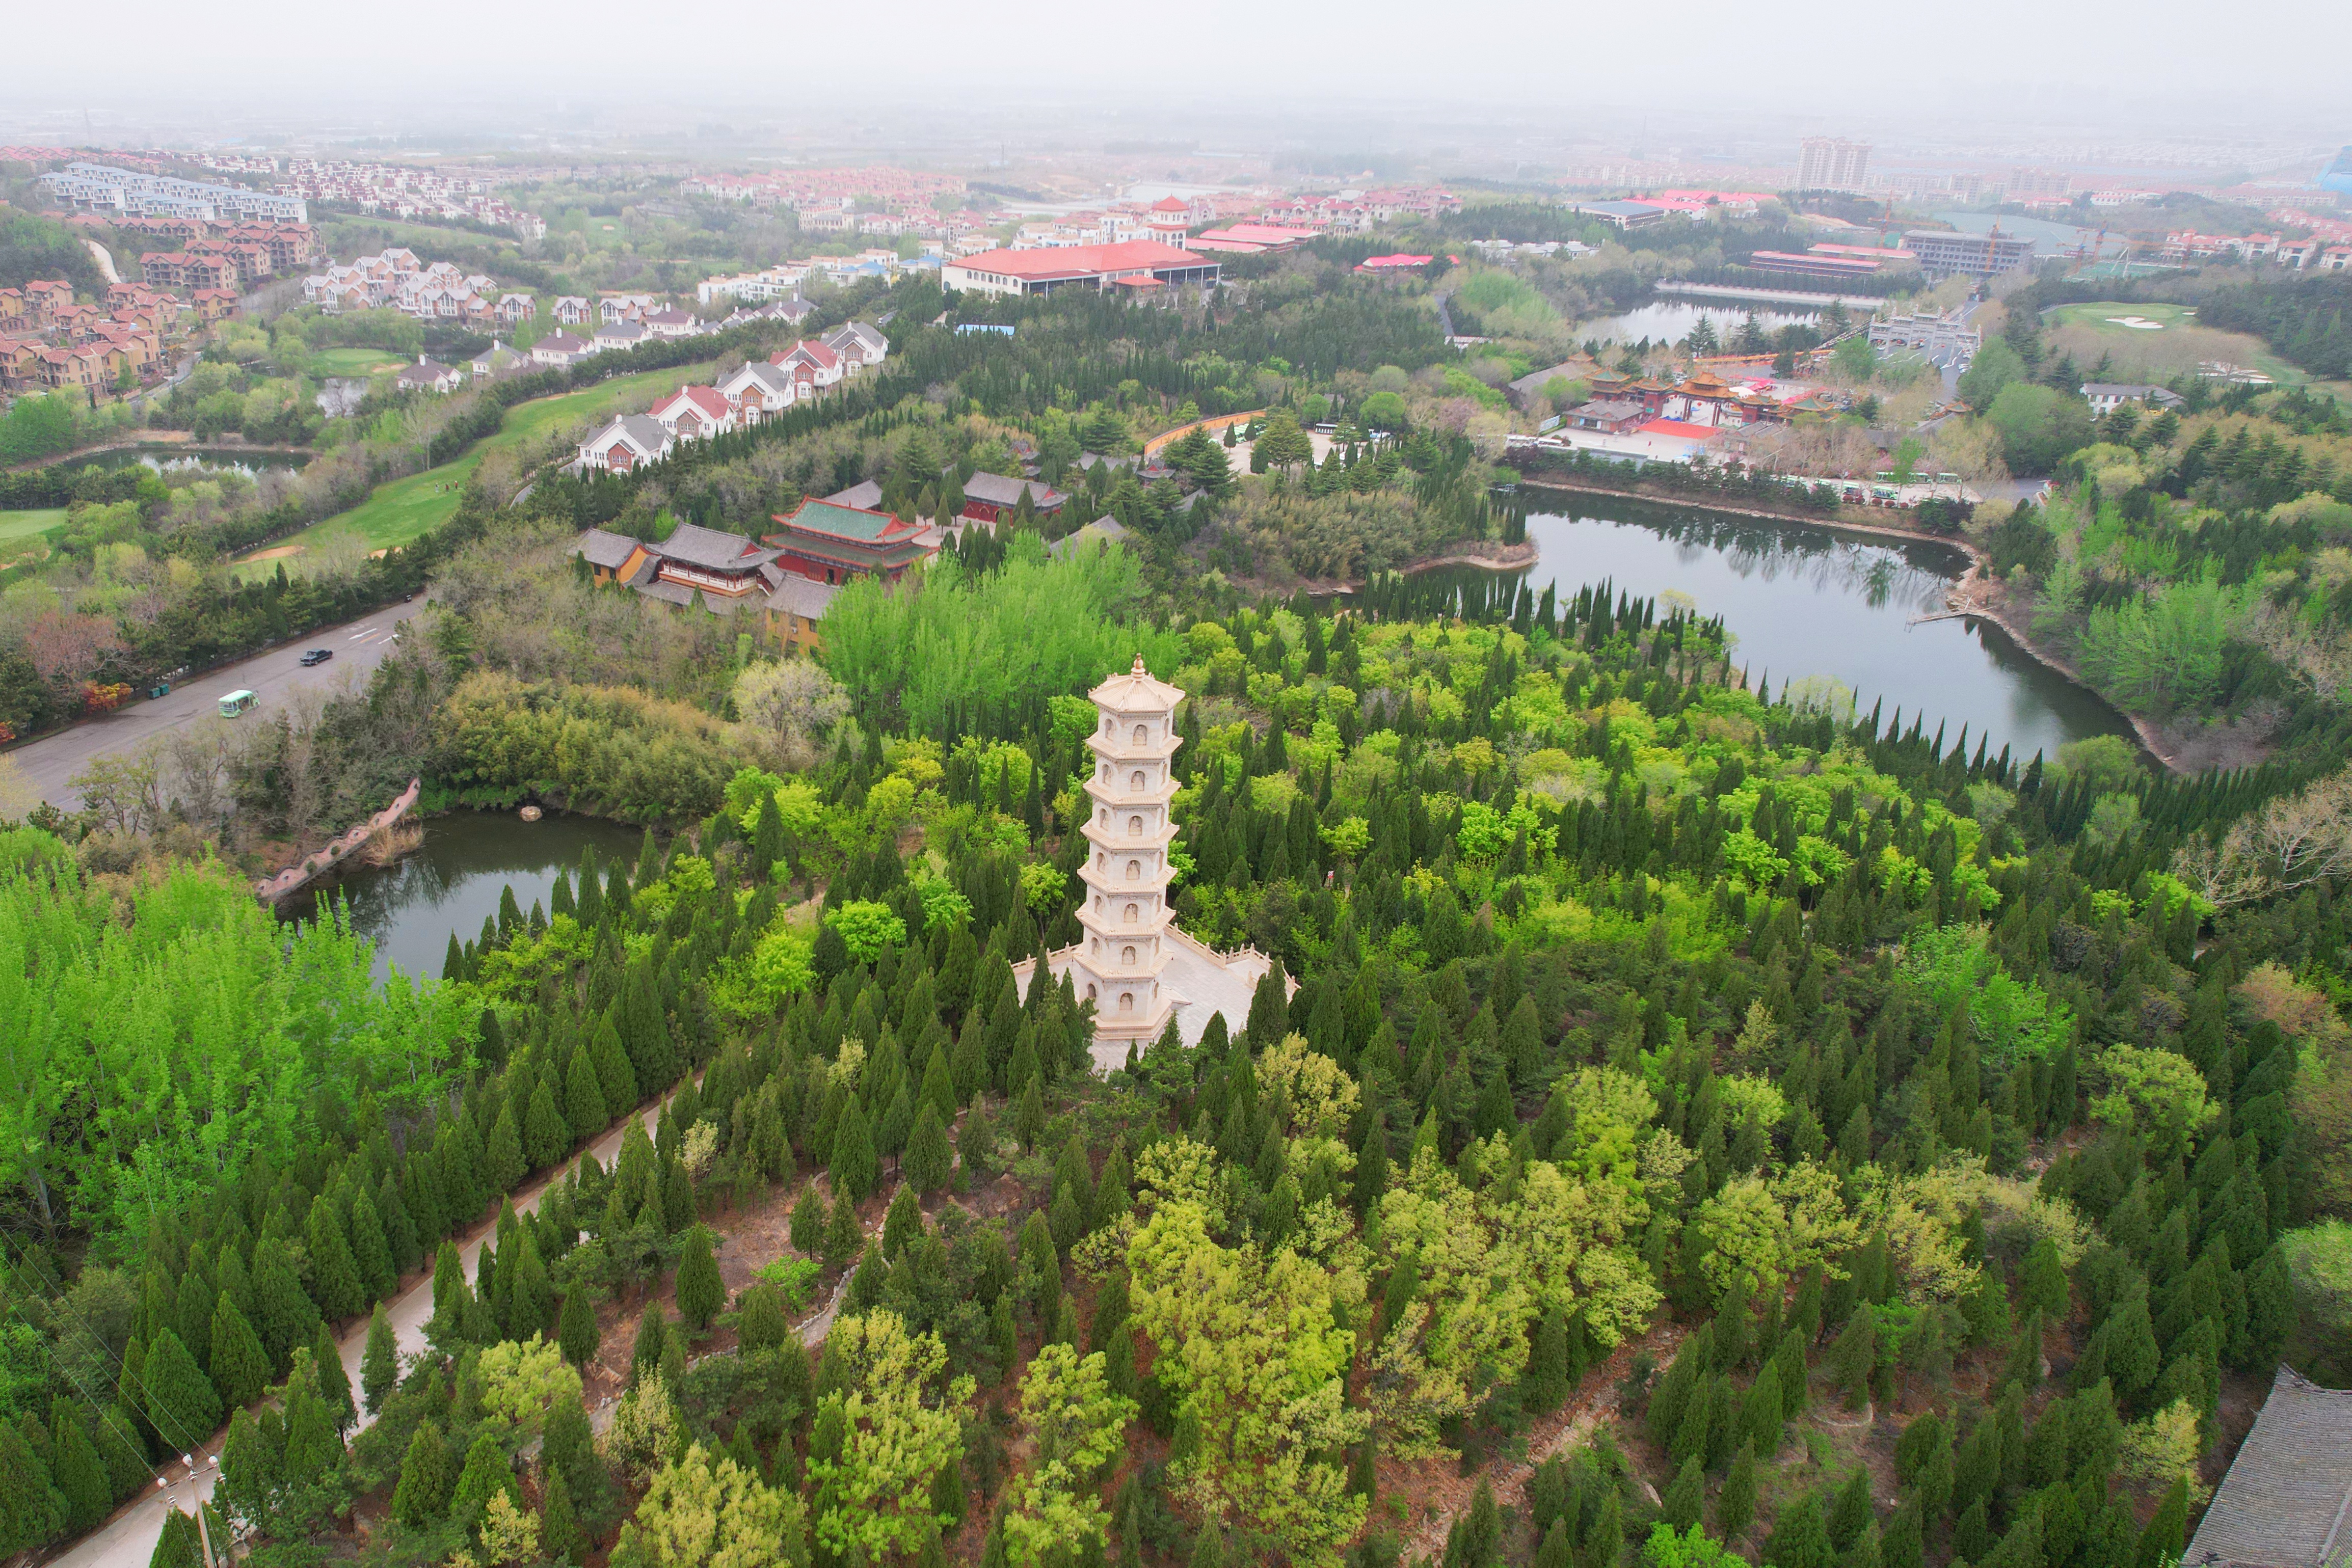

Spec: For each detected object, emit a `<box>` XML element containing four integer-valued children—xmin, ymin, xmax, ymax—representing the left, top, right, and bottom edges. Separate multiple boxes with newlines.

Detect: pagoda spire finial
<box><xmin>1132</xmin><ymin>654</ymin><xmax>1147</xmax><ymax>677</ymax></box>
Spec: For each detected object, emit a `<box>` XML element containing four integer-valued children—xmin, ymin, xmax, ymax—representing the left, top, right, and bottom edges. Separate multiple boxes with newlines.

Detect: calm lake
<box><xmin>1578</xmin><ymin>302</ymin><xmax>1821</xmax><ymax>346</ymax></box>
<box><xmin>279</xmin><ymin>809</ymin><xmax>645</xmax><ymax>982</ymax></box>
<box><xmin>1427</xmin><ymin>499</ymin><xmax>2136</xmax><ymax>764</ymax></box>
<box><xmin>294</xmin><ymin>498</ymin><xmax>2133</xmax><ymax>979</ymax></box>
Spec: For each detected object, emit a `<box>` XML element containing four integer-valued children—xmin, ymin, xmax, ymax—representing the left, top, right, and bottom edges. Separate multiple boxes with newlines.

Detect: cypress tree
<box><xmin>450</xmin><ymin>1430</ymin><xmax>518</xmax><ymax>1525</ymax></box>
<box><xmin>280</xmin><ymin>1366</ymin><xmax>340</xmax><ymax>1483</ymax></box>
<box><xmin>485</xmin><ymin>1104</ymin><xmax>527</xmax><ymax>1198</ymax></box>
<box><xmin>348</xmin><ymin>1188</ymin><xmax>396</xmax><ymax>1303</ymax></box>
<box><xmin>630</xmin><ymin>1310</ymin><xmax>671</xmax><ymax>1388</ymax></box>
<box><xmin>1718</xmin><ymin>1441</ymin><xmax>1758</xmax><ymax>1539</ymax></box>
<box><xmin>141</xmin><ymin>1330</ymin><xmax>221</xmax><ymax>1456</ymax></box>
<box><xmin>304</xmin><ymin>1194</ymin><xmax>366</xmax><ymax>1321</ymax></box>
<box><xmin>1524</xmin><ymin>1308</ymin><xmax>1571</xmax><ymax>1414</ymax></box>
<box><xmin>149</xmin><ymin>1506</ymin><xmax>200</xmax><ymax>1568</ymax></box>
<box><xmin>824</xmin><ymin>1189</ymin><xmax>862</xmax><ymax>1270</ymax></box>
<box><xmin>311</xmin><ymin>1323</ymin><xmax>354</xmax><ymax>1429</ymax></box>
<box><xmin>48</xmin><ymin>1401</ymin><xmax>109</xmax><ymax>1535</ymax></box>
<box><xmin>831</xmin><ymin>1096</ymin><xmax>878</xmax><ymax>1202</ymax></box>
<box><xmin>905</xmin><ymin>1100</ymin><xmax>953</xmax><ymax>1195</ymax></box>
<box><xmin>565</xmin><ymin>1045</ymin><xmax>610</xmax><ymax>1143</ymax></box>
<box><xmin>1765</xmin><ymin>1493</ymin><xmax>1835</xmax><ymax>1568</ymax></box>
<box><xmin>676</xmin><ymin>1226</ymin><xmax>726</xmax><ymax>1331</ymax></box>
<box><xmin>0</xmin><ymin>1417</ymin><xmax>62</xmax><ymax>1558</ymax></box>
<box><xmin>540</xmin><ymin>1466</ymin><xmax>586</xmax><ymax>1565</ymax></box>
<box><xmin>791</xmin><ymin>1184</ymin><xmax>826</xmax><ymax>1256</ymax></box>
<box><xmin>526</xmin><ymin>1078</ymin><xmax>571</xmax><ymax>1169</ymax></box>
<box><xmin>361</xmin><ymin>1305</ymin><xmax>399</xmax><ymax>1416</ymax></box>
<box><xmin>1828</xmin><ymin>1469</ymin><xmax>1873</xmax><ymax>1551</ymax></box>
<box><xmin>1661</xmin><ymin>1457</ymin><xmax>1703</xmax><ymax>1531</ymax></box>
<box><xmin>207</xmin><ymin>1293</ymin><xmax>270</xmax><ymax>1412</ymax></box>
<box><xmin>593</xmin><ymin>1014</ymin><xmax>638</xmax><ymax>1118</ymax></box>
<box><xmin>559</xmin><ymin>1292</ymin><xmax>601</xmax><ymax>1369</ymax></box>
<box><xmin>2133</xmin><ymin>1477</ymin><xmax>2187</xmax><ymax>1568</ymax></box>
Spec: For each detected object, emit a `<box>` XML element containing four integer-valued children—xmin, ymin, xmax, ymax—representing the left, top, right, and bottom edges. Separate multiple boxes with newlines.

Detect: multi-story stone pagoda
<box><xmin>1015</xmin><ymin>657</ymin><xmax>1284</xmax><ymax>1070</ymax></box>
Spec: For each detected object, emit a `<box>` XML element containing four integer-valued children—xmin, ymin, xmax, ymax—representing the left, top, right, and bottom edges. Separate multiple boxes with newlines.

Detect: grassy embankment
<box><xmin>248</xmin><ymin>360</ymin><xmax>716</xmax><ymax>568</ymax></box>
<box><xmin>307</xmin><ymin>347</ymin><xmax>409</xmax><ymax>377</ymax></box>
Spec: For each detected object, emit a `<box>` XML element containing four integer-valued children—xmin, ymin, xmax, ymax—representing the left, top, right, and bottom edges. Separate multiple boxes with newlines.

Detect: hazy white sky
<box><xmin>11</xmin><ymin>0</ymin><xmax>2350</xmax><ymax>134</ymax></box>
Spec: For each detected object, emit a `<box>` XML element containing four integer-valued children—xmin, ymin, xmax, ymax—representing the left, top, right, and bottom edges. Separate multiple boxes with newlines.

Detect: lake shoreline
<box><xmin>1514</xmin><ymin>476</ymin><xmax>2190</xmax><ymax>773</ymax></box>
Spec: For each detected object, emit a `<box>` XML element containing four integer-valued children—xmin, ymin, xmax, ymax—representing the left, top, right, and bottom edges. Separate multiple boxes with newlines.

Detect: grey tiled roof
<box><xmin>963</xmin><ymin>471</ymin><xmax>1062</xmax><ymax>508</ymax></box>
<box><xmin>576</xmin><ymin>528</ymin><xmax>636</xmax><ymax>569</ymax></box>
<box><xmin>2185</xmin><ymin>1366</ymin><xmax>2352</xmax><ymax>1568</ymax></box>
<box><xmin>656</xmin><ymin>522</ymin><xmax>773</xmax><ymax>571</ymax></box>
<box><xmin>765</xmin><ymin>574</ymin><xmax>838</xmax><ymax>619</ymax></box>
<box><xmin>825</xmin><ymin>479</ymin><xmax>884</xmax><ymax>510</ymax></box>
<box><xmin>634</xmin><ymin>578</ymin><xmax>694</xmax><ymax>605</ymax></box>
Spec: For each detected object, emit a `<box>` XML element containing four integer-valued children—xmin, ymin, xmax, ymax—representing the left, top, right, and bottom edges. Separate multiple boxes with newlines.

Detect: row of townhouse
<box><xmin>72</xmin><ymin>216</ymin><xmax>314</xmax><ymax>273</ymax></box>
<box><xmin>2159</xmin><ymin>230</ymin><xmax>2352</xmax><ymax>269</ymax></box>
<box><xmin>39</xmin><ymin>161</ymin><xmax>308</xmax><ymax>223</ymax></box>
<box><xmin>276</xmin><ymin>159</ymin><xmax>544</xmax><ymax>240</ymax></box>
<box><xmin>138</xmin><ymin>231</ymin><xmax>294</xmax><ymax>291</ymax></box>
<box><xmin>0</xmin><ymin>277</ymin><xmax>186</xmax><ymax>392</ymax></box>
<box><xmin>573</xmin><ymin>325</ymin><xmax>889</xmax><ymax>473</ymax></box>
<box><xmin>1256</xmin><ymin>185</ymin><xmax>1462</xmax><ymax>232</ymax></box>
<box><xmin>302</xmin><ymin>250</ymin><xmax>541</xmax><ymax>325</ymax></box>
<box><xmin>0</xmin><ymin>333</ymin><xmax>159</xmax><ymax>394</ymax></box>
<box><xmin>0</xmin><ymin>280</ymin><xmax>79</xmax><ymax>335</ymax></box>
<box><xmin>676</xmin><ymin>166</ymin><xmax>965</xmax><ymax>210</ymax></box>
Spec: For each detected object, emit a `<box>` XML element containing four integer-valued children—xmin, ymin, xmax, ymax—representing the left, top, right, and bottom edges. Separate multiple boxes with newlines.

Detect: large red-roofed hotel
<box><xmin>941</xmin><ymin>239</ymin><xmax>1220</xmax><ymax>298</ymax></box>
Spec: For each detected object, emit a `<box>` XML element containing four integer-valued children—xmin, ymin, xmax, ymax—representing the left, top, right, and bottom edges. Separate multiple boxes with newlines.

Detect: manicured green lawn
<box><xmin>0</xmin><ymin>509</ymin><xmax>68</xmax><ymax>545</ymax></box>
<box><xmin>310</xmin><ymin>347</ymin><xmax>406</xmax><ymax>376</ymax></box>
<box><xmin>261</xmin><ymin>361</ymin><xmax>717</xmax><ymax>560</ymax></box>
<box><xmin>2044</xmin><ymin>301</ymin><xmax>2309</xmax><ymax>387</ymax></box>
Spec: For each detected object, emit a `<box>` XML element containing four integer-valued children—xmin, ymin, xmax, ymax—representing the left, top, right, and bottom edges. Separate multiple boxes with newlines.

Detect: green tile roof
<box><xmin>781</xmin><ymin>499</ymin><xmax>903</xmax><ymax>542</ymax></box>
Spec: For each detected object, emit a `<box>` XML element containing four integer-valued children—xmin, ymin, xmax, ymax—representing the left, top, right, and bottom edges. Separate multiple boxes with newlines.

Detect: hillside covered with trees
<box><xmin>2</xmin><ymin>526</ymin><xmax>2346</xmax><ymax>1568</ymax></box>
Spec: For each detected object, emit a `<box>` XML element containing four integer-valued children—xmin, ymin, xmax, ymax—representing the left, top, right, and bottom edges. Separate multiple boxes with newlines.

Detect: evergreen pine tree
<box><xmin>540</xmin><ymin>1464</ymin><xmax>586</xmax><ymax>1564</ymax></box>
<box><xmin>526</xmin><ymin>1078</ymin><xmax>571</xmax><ymax>1169</ymax></box>
<box><xmin>149</xmin><ymin>1507</ymin><xmax>200</xmax><ymax>1568</ymax></box>
<box><xmin>485</xmin><ymin>1104</ymin><xmax>527</xmax><ymax>1197</ymax></box>
<box><xmin>141</xmin><ymin>1330</ymin><xmax>221</xmax><ymax>1456</ymax></box>
<box><xmin>450</xmin><ymin>1429</ymin><xmax>517</xmax><ymax>1526</ymax></box>
<box><xmin>304</xmin><ymin>1195</ymin><xmax>367</xmax><ymax>1321</ymax></box>
<box><xmin>311</xmin><ymin>1323</ymin><xmax>354</xmax><ymax>1429</ymax></box>
<box><xmin>2134</xmin><ymin>1477</ymin><xmax>2188</xmax><ymax>1568</ymax></box>
<box><xmin>831</xmin><ymin>1096</ymin><xmax>878</xmax><ymax>1202</ymax></box>
<box><xmin>1661</xmin><ymin>1457</ymin><xmax>1703</xmax><ymax>1531</ymax></box>
<box><xmin>904</xmin><ymin>1101</ymin><xmax>953</xmax><ymax>1194</ymax></box>
<box><xmin>207</xmin><ymin>1293</ymin><xmax>270</xmax><ymax>1412</ymax></box>
<box><xmin>348</xmin><ymin>1189</ymin><xmax>396</xmax><ymax>1302</ymax></box>
<box><xmin>393</xmin><ymin>1419</ymin><xmax>455</xmax><ymax>1526</ymax></box>
<box><xmin>565</xmin><ymin>1045</ymin><xmax>610</xmax><ymax>1143</ymax></box>
<box><xmin>1524</xmin><ymin>1308</ymin><xmax>1571</xmax><ymax>1414</ymax></box>
<box><xmin>48</xmin><ymin>1401</ymin><xmax>109</xmax><ymax>1534</ymax></box>
<box><xmin>559</xmin><ymin>1292</ymin><xmax>601</xmax><ymax>1369</ymax></box>
<box><xmin>1718</xmin><ymin>1441</ymin><xmax>1758</xmax><ymax>1540</ymax></box>
<box><xmin>675</xmin><ymin>1227</ymin><xmax>726</xmax><ymax>1332</ymax></box>
<box><xmin>361</xmin><ymin>1305</ymin><xmax>399</xmax><ymax>1416</ymax></box>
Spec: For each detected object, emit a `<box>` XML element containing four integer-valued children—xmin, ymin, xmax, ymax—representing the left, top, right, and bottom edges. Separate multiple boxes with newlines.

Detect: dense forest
<box><xmin>4</xmin><ymin>524</ymin><xmax>2348</xmax><ymax>1568</ymax></box>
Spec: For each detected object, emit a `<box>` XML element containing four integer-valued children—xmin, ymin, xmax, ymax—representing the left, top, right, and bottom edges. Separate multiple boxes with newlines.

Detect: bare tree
<box><xmin>2174</xmin><ymin>766</ymin><xmax>2352</xmax><ymax>907</ymax></box>
<box><xmin>733</xmin><ymin>659</ymin><xmax>849</xmax><ymax>770</ymax></box>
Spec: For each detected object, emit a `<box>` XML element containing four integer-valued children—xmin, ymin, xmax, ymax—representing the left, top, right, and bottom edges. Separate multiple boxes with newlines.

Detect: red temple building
<box><xmin>764</xmin><ymin>498</ymin><xmax>939</xmax><ymax>584</ymax></box>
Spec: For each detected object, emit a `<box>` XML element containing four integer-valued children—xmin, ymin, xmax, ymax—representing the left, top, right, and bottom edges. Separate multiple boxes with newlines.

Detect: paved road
<box><xmin>10</xmin><ymin>598</ymin><xmax>429</xmax><ymax>809</ymax></box>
